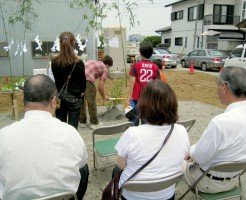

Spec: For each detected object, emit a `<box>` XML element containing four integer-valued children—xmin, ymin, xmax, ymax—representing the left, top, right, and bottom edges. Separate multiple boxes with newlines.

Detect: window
<box><xmin>31</xmin><ymin>40</ymin><xmax>87</xmax><ymax>58</ymax></box>
<box><xmin>208</xmin><ymin>50</ymin><xmax>227</xmax><ymax>56</ymax></box>
<box><xmin>171</xmin><ymin>10</ymin><xmax>183</xmax><ymax>21</ymax></box>
<box><xmin>0</xmin><ymin>42</ymin><xmax>8</xmax><ymax>57</ymax></box>
<box><xmin>213</xmin><ymin>4</ymin><xmax>234</xmax><ymax>24</ymax></box>
<box><xmin>242</xmin><ymin>1</ymin><xmax>246</xmax><ymax>20</ymax></box>
<box><xmin>197</xmin><ymin>36</ymin><xmax>200</xmax><ymax>48</ymax></box>
<box><xmin>189</xmin><ymin>50</ymin><xmax>198</xmax><ymax>56</ymax></box>
<box><xmin>164</xmin><ymin>38</ymin><xmax>171</xmax><ymax>44</ymax></box>
<box><xmin>185</xmin><ymin>37</ymin><xmax>187</xmax><ymax>48</ymax></box>
<box><xmin>197</xmin><ymin>50</ymin><xmax>206</xmax><ymax>56</ymax></box>
<box><xmin>188</xmin><ymin>4</ymin><xmax>204</xmax><ymax>21</ymax></box>
<box><xmin>230</xmin><ymin>48</ymin><xmax>243</xmax><ymax>58</ymax></box>
<box><xmin>175</xmin><ymin>37</ymin><xmax>183</xmax><ymax>46</ymax></box>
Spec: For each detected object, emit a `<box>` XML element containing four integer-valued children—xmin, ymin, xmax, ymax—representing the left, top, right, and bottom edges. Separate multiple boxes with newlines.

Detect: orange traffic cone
<box><xmin>189</xmin><ymin>61</ymin><xmax>194</xmax><ymax>74</ymax></box>
<box><xmin>220</xmin><ymin>64</ymin><xmax>223</xmax><ymax>72</ymax></box>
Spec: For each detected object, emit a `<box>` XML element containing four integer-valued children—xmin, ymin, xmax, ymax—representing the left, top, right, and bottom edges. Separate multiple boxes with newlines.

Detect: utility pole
<box><xmin>193</xmin><ymin>0</ymin><xmax>200</xmax><ymax>50</ymax></box>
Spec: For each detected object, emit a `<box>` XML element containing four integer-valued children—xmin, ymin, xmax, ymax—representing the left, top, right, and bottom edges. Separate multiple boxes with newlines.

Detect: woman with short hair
<box><xmin>115</xmin><ymin>80</ymin><xmax>190</xmax><ymax>200</ymax></box>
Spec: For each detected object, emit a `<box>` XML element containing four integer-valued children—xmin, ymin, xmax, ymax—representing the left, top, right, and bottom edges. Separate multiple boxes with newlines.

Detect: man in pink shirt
<box><xmin>79</xmin><ymin>55</ymin><xmax>113</xmax><ymax>129</ymax></box>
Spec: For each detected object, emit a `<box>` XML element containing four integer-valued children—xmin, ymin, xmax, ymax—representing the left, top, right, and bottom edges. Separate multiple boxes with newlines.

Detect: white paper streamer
<box><xmin>35</xmin><ymin>35</ymin><xmax>42</xmax><ymax>51</ymax></box>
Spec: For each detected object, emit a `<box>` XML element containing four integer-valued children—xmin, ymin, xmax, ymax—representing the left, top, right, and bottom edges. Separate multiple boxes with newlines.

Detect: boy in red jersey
<box><xmin>127</xmin><ymin>42</ymin><xmax>160</xmax><ymax>126</ymax></box>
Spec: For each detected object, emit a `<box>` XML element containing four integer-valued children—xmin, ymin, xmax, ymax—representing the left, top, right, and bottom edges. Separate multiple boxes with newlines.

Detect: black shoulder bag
<box><xmin>56</xmin><ymin>62</ymin><xmax>77</xmax><ymax>109</ymax></box>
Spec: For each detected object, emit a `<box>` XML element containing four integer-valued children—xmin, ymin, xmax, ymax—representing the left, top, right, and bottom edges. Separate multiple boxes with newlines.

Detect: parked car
<box><xmin>151</xmin><ymin>48</ymin><xmax>180</xmax><ymax>68</ymax></box>
<box><xmin>224</xmin><ymin>44</ymin><xmax>246</xmax><ymax>69</ymax></box>
<box><xmin>180</xmin><ymin>49</ymin><xmax>227</xmax><ymax>71</ymax></box>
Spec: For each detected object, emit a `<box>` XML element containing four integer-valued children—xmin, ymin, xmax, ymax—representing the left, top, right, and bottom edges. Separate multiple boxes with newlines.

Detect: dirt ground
<box><xmin>0</xmin><ymin>69</ymin><xmax>227</xmax><ymax>200</ymax></box>
<box><xmin>0</xmin><ymin>69</ymin><xmax>223</xmax><ymax>114</ymax></box>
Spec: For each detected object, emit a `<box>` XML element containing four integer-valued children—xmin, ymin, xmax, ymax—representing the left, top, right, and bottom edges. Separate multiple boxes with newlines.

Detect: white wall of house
<box><xmin>162</xmin><ymin>0</ymin><xmax>246</xmax><ymax>55</ymax></box>
<box><xmin>168</xmin><ymin>0</ymin><xmax>204</xmax><ymax>54</ymax></box>
<box><xmin>163</xmin><ymin>30</ymin><xmax>172</xmax><ymax>46</ymax></box>
<box><xmin>0</xmin><ymin>1</ymin><xmax>96</xmax><ymax>77</ymax></box>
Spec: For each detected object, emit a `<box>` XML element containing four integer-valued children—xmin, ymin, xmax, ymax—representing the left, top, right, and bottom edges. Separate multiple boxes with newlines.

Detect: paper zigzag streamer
<box><xmin>35</xmin><ymin>35</ymin><xmax>42</xmax><ymax>51</ymax></box>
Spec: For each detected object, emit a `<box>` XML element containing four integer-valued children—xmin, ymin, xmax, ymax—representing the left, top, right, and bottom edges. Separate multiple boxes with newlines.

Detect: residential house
<box><xmin>156</xmin><ymin>0</ymin><xmax>246</xmax><ymax>56</ymax></box>
<box><xmin>0</xmin><ymin>0</ymin><xmax>97</xmax><ymax>77</ymax></box>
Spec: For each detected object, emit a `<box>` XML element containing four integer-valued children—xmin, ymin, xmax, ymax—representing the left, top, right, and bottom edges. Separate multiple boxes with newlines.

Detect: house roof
<box><xmin>155</xmin><ymin>26</ymin><xmax>172</xmax><ymax>33</ymax></box>
<box><xmin>165</xmin><ymin>0</ymin><xmax>188</xmax><ymax>7</ymax></box>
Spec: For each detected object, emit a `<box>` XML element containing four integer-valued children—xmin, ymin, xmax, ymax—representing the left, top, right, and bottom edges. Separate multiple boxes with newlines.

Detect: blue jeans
<box><xmin>56</xmin><ymin>93</ymin><xmax>82</xmax><ymax>129</ymax></box>
<box><xmin>128</xmin><ymin>100</ymin><xmax>146</xmax><ymax>126</ymax></box>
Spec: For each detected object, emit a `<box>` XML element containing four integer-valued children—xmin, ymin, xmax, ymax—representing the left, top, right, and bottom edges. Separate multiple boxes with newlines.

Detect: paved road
<box><xmin>166</xmin><ymin>64</ymin><xmax>219</xmax><ymax>77</ymax></box>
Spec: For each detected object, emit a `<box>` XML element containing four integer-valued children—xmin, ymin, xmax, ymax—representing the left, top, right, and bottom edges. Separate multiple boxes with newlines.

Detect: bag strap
<box><xmin>125</xmin><ymin>124</ymin><xmax>174</xmax><ymax>182</ymax></box>
<box><xmin>57</xmin><ymin>61</ymin><xmax>77</xmax><ymax>97</ymax></box>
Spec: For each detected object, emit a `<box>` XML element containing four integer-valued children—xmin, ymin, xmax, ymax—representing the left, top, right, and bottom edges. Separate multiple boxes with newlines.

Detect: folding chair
<box><xmin>31</xmin><ymin>192</ymin><xmax>77</xmax><ymax>200</ymax></box>
<box><xmin>92</xmin><ymin>122</ymin><xmax>133</xmax><ymax>188</ymax></box>
<box><xmin>179</xmin><ymin>161</ymin><xmax>246</xmax><ymax>200</ymax></box>
<box><xmin>177</xmin><ymin>119</ymin><xmax>196</xmax><ymax>132</ymax></box>
<box><xmin>120</xmin><ymin>171</ymin><xmax>183</xmax><ymax>198</ymax></box>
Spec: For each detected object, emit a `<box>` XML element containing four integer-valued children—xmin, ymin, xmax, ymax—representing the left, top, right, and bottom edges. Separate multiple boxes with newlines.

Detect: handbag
<box><xmin>102</xmin><ymin>124</ymin><xmax>174</xmax><ymax>200</ymax></box>
<box><xmin>56</xmin><ymin>62</ymin><xmax>77</xmax><ymax>109</ymax></box>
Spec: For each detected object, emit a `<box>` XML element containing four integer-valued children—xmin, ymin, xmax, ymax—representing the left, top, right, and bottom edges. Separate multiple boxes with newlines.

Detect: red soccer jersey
<box><xmin>129</xmin><ymin>60</ymin><xmax>160</xmax><ymax>100</ymax></box>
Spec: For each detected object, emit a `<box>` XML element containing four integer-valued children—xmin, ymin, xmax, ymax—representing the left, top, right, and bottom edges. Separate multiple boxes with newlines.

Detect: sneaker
<box><xmin>79</xmin><ymin>123</ymin><xmax>87</xmax><ymax>128</ymax></box>
<box><xmin>90</xmin><ymin>122</ymin><xmax>103</xmax><ymax>130</ymax></box>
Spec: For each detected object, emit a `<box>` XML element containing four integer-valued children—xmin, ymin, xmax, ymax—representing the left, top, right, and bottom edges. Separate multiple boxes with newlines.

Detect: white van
<box><xmin>224</xmin><ymin>44</ymin><xmax>246</xmax><ymax>68</ymax></box>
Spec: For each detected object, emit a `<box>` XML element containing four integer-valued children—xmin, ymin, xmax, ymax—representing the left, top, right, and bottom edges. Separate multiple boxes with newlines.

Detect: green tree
<box><xmin>9</xmin><ymin>0</ymin><xmax>39</xmax><ymax>77</ymax></box>
<box><xmin>70</xmin><ymin>0</ymin><xmax>139</xmax><ymax>87</ymax></box>
<box><xmin>0</xmin><ymin>0</ymin><xmax>39</xmax><ymax>91</ymax></box>
<box><xmin>141</xmin><ymin>35</ymin><xmax>161</xmax><ymax>47</ymax></box>
<box><xmin>0</xmin><ymin>0</ymin><xmax>39</xmax><ymax>92</ymax></box>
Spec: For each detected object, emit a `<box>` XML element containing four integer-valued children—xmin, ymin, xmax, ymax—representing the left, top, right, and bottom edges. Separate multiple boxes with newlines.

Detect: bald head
<box><xmin>23</xmin><ymin>74</ymin><xmax>57</xmax><ymax>107</ymax></box>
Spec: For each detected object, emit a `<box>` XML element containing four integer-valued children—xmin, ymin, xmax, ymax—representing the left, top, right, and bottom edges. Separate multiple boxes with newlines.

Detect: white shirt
<box><xmin>0</xmin><ymin>110</ymin><xmax>88</xmax><ymax>200</ymax></box>
<box><xmin>115</xmin><ymin>124</ymin><xmax>190</xmax><ymax>200</ymax></box>
<box><xmin>190</xmin><ymin>101</ymin><xmax>246</xmax><ymax>177</ymax></box>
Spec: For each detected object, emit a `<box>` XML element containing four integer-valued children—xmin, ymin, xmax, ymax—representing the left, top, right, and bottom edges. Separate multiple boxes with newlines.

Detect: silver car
<box><xmin>151</xmin><ymin>48</ymin><xmax>180</xmax><ymax>68</ymax></box>
<box><xmin>180</xmin><ymin>49</ymin><xmax>227</xmax><ymax>71</ymax></box>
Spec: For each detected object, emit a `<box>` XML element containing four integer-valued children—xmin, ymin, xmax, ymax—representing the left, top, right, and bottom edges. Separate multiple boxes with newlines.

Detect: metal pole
<box><xmin>193</xmin><ymin>0</ymin><xmax>200</xmax><ymax>50</ymax></box>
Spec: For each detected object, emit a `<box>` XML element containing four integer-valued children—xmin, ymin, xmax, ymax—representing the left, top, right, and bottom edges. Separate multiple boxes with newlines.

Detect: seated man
<box><xmin>0</xmin><ymin>74</ymin><xmax>89</xmax><ymax>200</ymax></box>
<box><xmin>183</xmin><ymin>66</ymin><xmax>246</xmax><ymax>193</ymax></box>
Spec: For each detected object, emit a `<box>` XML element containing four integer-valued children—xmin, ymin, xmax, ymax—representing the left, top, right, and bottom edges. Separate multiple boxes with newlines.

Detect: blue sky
<box><xmin>100</xmin><ymin>0</ymin><xmax>172</xmax><ymax>37</ymax></box>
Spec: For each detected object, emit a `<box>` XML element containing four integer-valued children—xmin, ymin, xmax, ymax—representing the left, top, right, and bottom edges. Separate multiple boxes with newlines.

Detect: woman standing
<box><xmin>115</xmin><ymin>80</ymin><xmax>190</xmax><ymax>200</ymax></box>
<box><xmin>52</xmin><ymin>32</ymin><xmax>86</xmax><ymax>129</ymax></box>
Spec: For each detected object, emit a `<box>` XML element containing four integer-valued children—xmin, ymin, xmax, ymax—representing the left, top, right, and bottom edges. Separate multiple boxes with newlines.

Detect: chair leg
<box><xmin>95</xmin><ymin>154</ymin><xmax>102</xmax><ymax>189</ymax></box>
<box><xmin>239</xmin><ymin>176</ymin><xmax>243</xmax><ymax>200</ymax></box>
<box><xmin>93</xmin><ymin>148</ymin><xmax>96</xmax><ymax>169</ymax></box>
<box><xmin>196</xmin><ymin>189</ymin><xmax>199</xmax><ymax>200</ymax></box>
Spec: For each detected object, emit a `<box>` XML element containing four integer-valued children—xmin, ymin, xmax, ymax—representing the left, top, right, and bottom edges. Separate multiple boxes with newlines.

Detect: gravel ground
<box><xmin>1</xmin><ymin>101</ymin><xmax>245</xmax><ymax>199</ymax></box>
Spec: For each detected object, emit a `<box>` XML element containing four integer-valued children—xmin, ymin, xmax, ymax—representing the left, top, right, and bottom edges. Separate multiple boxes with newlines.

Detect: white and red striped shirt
<box><xmin>85</xmin><ymin>60</ymin><xmax>108</xmax><ymax>83</ymax></box>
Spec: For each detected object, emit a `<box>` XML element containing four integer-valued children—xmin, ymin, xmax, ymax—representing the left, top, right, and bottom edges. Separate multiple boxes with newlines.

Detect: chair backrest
<box><xmin>208</xmin><ymin>161</ymin><xmax>246</xmax><ymax>173</ymax></box>
<box><xmin>120</xmin><ymin>171</ymin><xmax>183</xmax><ymax>194</ymax></box>
<box><xmin>32</xmin><ymin>192</ymin><xmax>77</xmax><ymax>200</ymax></box>
<box><xmin>179</xmin><ymin>161</ymin><xmax>246</xmax><ymax>200</ymax></box>
<box><xmin>93</xmin><ymin>122</ymin><xmax>133</xmax><ymax>136</ymax></box>
<box><xmin>177</xmin><ymin>119</ymin><xmax>196</xmax><ymax>132</ymax></box>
